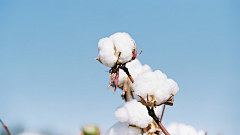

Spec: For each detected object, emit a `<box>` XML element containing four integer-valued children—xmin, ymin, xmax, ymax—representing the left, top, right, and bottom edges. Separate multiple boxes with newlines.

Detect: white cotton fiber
<box><xmin>133</xmin><ymin>70</ymin><xmax>179</xmax><ymax>105</ymax></box>
<box><xmin>98</xmin><ymin>32</ymin><xmax>136</xmax><ymax>67</ymax></box>
<box><xmin>105</xmin><ymin>122</ymin><xmax>141</xmax><ymax>135</ymax></box>
<box><xmin>166</xmin><ymin>122</ymin><xmax>206</xmax><ymax>135</ymax></box>
<box><xmin>115</xmin><ymin>100</ymin><xmax>162</xmax><ymax>128</ymax></box>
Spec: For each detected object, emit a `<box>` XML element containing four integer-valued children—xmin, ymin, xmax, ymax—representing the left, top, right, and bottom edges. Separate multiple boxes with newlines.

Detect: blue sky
<box><xmin>0</xmin><ymin>0</ymin><xmax>239</xmax><ymax>134</ymax></box>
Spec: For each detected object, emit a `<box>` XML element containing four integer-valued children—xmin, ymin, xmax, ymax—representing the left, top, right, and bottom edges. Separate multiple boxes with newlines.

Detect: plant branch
<box><xmin>0</xmin><ymin>119</ymin><xmax>11</xmax><ymax>135</ymax></box>
<box><xmin>146</xmin><ymin>106</ymin><xmax>170</xmax><ymax>135</ymax></box>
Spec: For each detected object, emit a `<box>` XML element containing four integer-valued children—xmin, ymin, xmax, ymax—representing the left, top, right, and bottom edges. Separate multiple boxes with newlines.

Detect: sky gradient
<box><xmin>0</xmin><ymin>0</ymin><xmax>240</xmax><ymax>135</ymax></box>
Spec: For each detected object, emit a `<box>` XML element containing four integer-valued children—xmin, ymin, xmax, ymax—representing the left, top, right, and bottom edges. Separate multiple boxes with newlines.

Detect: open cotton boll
<box><xmin>133</xmin><ymin>70</ymin><xmax>179</xmax><ymax>105</ymax></box>
<box><xmin>98</xmin><ymin>38</ymin><xmax>117</xmax><ymax>67</ymax></box>
<box><xmin>115</xmin><ymin>100</ymin><xmax>153</xmax><ymax>128</ymax></box>
<box><xmin>166</xmin><ymin>122</ymin><xmax>206</xmax><ymax>135</ymax></box>
<box><xmin>105</xmin><ymin>122</ymin><xmax>141</xmax><ymax>135</ymax></box>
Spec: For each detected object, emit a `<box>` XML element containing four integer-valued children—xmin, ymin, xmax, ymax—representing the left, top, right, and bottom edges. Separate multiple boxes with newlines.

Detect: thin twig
<box><xmin>159</xmin><ymin>104</ymin><xmax>166</xmax><ymax>123</ymax></box>
<box><xmin>0</xmin><ymin>119</ymin><xmax>11</xmax><ymax>135</ymax></box>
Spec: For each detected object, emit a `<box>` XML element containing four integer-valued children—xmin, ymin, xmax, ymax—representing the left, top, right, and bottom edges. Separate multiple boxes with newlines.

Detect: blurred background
<box><xmin>0</xmin><ymin>0</ymin><xmax>239</xmax><ymax>135</ymax></box>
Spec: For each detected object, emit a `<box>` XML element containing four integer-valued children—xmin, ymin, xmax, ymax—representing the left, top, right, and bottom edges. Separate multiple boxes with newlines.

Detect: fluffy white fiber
<box><xmin>105</xmin><ymin>122</ymin><xmax>141</xmax><ymax>135</ymax></box>
<box><xmin>118</xmin><ymin>59</ymin><xmax>152</xmax><ymax>86</ymax></box>
<box><xmin>133</xmin><ymin>70</ymin><xmax>179</xmax><ymax>105</ymax></box>
<box><xmin>115</xmin><ymin>100</ymin><xmax>162</xmax><ymax>128</ymax></box>
<box><xmin>98</xmin><ymin>32</ymin><xmax>136</xmax><ymax>67</ymax></box>
<box><xmin>166</xmin><ymin>122</ymin><xmax>206</xmax><ymax>135</ymax></box>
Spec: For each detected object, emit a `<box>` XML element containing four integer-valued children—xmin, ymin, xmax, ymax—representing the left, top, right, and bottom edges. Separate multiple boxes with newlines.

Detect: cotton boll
<box><xmin>105</xmin><ymin>122</ymin><xmax>141</xmax><ymax>135</ymax></box>
<box><xmin>133</xmin><ymin>70</ymin><xmax>178</xmax><ymax>105</ymax></box>
<box><xmin>115</xmin><ymin>100</ymin><xmax>152</xmax><ymax>128</ymax></box>
<box><xmin>98</xmin><ymin>32</ymin><xmax>137</xmax><ymax>67</ymax></box>
<box><xmin>166</xmin><ymin>122</ymin><xmax>206</xmax><ymax>135</ymax></box>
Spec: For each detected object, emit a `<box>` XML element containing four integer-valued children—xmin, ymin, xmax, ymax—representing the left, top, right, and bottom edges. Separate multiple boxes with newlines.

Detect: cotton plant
<box><xmin>96</xmin><ymin>32</ymin><xmax>179</xmax><ymax>135</ymax></box>
<box><xmin>166</xmin><ymin>123</ymin><xmax>207</xmax><ymax>135</ymax></box>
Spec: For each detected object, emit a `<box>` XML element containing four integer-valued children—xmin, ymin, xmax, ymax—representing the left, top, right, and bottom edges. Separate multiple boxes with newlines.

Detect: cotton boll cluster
<box><xmin>98</xmin><ymin>32</ymin><xmax>136</xmax><ymax>67</ymax></box>
<box><xmin>118</xmin><ymin>59</ymin><xmax>152</xmax><ymax>87</ymax></box>
<box><xmin>105</xmin><ymin>122</ymin><xmax>141</xmax><ymax>135</ymax></box>
<box><xmin>133</xmin><ymin>70</ymin><xmax>179</xmax><ymax>105</ymax></box>
<box><xmin>166</xmin><ymin>122</ymin><xmax>206</xmax><ymax>135</ymax></box>
<box><xmin>115</xmin><ymin>100</ymin><xmax>162</xmax><ymax>128</ymax></box>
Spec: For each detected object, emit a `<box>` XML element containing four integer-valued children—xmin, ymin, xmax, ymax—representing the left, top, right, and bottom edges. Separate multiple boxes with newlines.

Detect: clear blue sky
<box><xmin>0</xmin><ymin>0</ymin><xmax>239</xmax><ymax>135</ymax></box>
